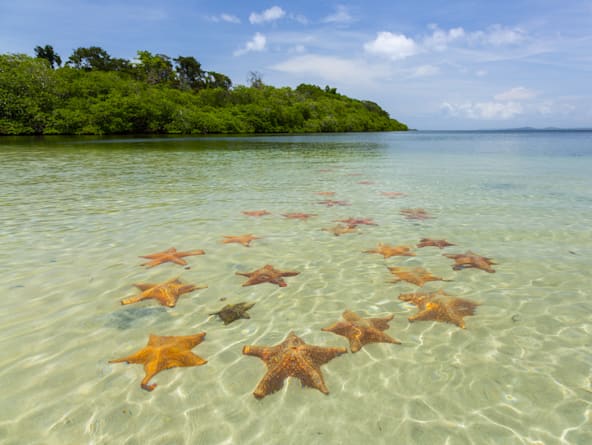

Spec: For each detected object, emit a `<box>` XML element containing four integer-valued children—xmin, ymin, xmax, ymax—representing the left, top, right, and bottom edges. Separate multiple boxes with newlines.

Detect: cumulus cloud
<box><xmin>494</xmin><ymin>86</ymin><xmax>538</xmax><ymax>101</ymax></box>
<box><xmin>323</xmin><ymin>5</ymin><xmax>353</xmax><ymax>24</ymax></box>
<box><xmin>234</xmin><ymin>32</ymin><xmax>267</xmax><ymax>56</ymax></box>
<box><xmin>249</xmin><ymin>6</ymin><xmax>285</xmax><ymax>24</ymax></box>
<box><xmin>441</xmin><ymin>101</ymin><xmax>523</xmax><ymax>120</ymax></box>
<box><xmin>272</xmin><ymin>54</ymin><xmax>387</xmax><ymax>84</ymax></box>
<box><xmin>364</xmin><ymin>32</ymin><xmax>419</xmax><ymax>60</ymax></box>
<box><xmin>365</xmin><ymin>24</ymin><xmax>528</xmax><ymax>63</ymax></box>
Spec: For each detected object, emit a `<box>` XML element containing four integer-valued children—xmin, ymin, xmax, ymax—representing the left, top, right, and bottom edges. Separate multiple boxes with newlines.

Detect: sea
<box><xmin>1</xmin><ymin>131</ymin><xmax>591</xmax><ymax>444</ymax></box>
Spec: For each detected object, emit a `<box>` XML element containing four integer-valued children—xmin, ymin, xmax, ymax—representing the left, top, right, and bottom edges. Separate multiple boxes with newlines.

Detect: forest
<box><xmin>0</xmin><ymin>45</ymin><xmax>408</xmax><ymax>135</ymax></box>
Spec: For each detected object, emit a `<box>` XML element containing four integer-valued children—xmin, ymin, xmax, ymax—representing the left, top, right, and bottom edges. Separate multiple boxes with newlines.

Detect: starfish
<box><xmin>322</xmin><ymin>224</ymin><xmax>358</xmax><ymax>236</ymax></box>
<box><xmin>443</xmin><ymin>250</ymin><xmax>496</xmax><ymax>273</ymax></box>
<box><xmin>139</xmin><ymin>247</ymin><xmax>205</xmax><ymax>268</ymax></box>
<box><xmin>315</xmin><ymin>191</ymin><xmax>336</xmax><ymax>196</ymax></box>
<box><xmin>120</xmin><ymin>278</ymin><xmax>206</xmax><ymax>307</ymax></box>
<box><xmin>321</xmin><ymin>310</ymin><xmax>401</xmax><ymax>352</ymax></box>
<box><xmin>109</xmin><ymin>332</ymin><xmax>207</xmax><ymax>391</ymax></box>
<box><xmin>222</xmin><ymin>234</ymin><xmax>260</xmax><ymax>247</ymax></box>
<box><xmin>400</xmin><ymin>208</ymin><xmax>433</xmax><ymax>220</ymax></box>
<box><xmin>336</xmin><ymin>217</ymin><xmax>378</xmax><ymax>226</ymax></box>
<box><xmin>236</xmin><ymin>264</ymin><xmax>300</xmax><ymax>287</ymax></box>
<box><xmin>357</xmin><ymin>180</ymin><xmax>375</xmax><ymax>185</ymax></box>
<box><xmin>282</xmin><ymin>212</ymin><xmax>317</xmax><ymax>220</ymax></box>
<box><xmin>364</xmin><ymin>243</ymin><xmax>415</xmax><ymax>258</ymax></box>
<box><xmin>317</xmin><ymin>199</ymin><xmax>351</xmax><ymax>207</ymax></box>
<box><xmin>387</xmin><ymin>266</ymin><xmax>450</xmax><ymax>286</ymax></box>
<box><xmin>242</xmin><ymin>331</ymin><xmax>347</xmax><ymax>399</ymax></box>
<box><xmin>242</xmin><ymin>210</ymin><xmax>271</xmax><ymax>217</ymax></box>
<box><xmin>380</xmin><ymin>192</ymin><xmax>407</xmax><ymax>198</ymax></box>
<box><xmin>417</xmin><ymin>238</ymin><xmax>455</xmax><ymax>249</ymax></box>
<box><xmin>210</xmin><ymin>302</ymin><xmax>255</xmax><ymax>325</ymax></box>
<box><xmin>398</xmin><ymin>289</ymin><xmax>478</xmax><ymax>328</ymax></box>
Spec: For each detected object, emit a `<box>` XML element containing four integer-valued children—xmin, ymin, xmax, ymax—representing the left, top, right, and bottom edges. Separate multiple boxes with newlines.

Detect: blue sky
<box><xmin>1</xmin><ymin>0</ymin><xmax>591</xmax><ymax>129</ymax></box>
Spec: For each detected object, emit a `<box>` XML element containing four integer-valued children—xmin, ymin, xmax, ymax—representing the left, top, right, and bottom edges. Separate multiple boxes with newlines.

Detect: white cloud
<box><xmin>424</xmin><ymin>25</ymin><xmax>465</xmax><ymax>50</ymax></box>
<box><xmin>234</xmin><ymin>33</ymin><xmax>267</xmax><ymax>56</ymax></box>
<box><xmin>364</xmin><ymin>32</ymin><xmax>419</xmax><ymax>60</ymax></box>
<box><xmin>272</xmin><ymin>54</ymin><xmax>388</xmax><ymax>84</ymax></box>
<box><xmin>494</xmin><ymin>86</ymin><xmax>538</xmax><ymax>101</ymax></box>
<box><xmin>441</xmin><ymin>101</ymin><xmax>523</xmax><ymax>119</ymax></box>
<box><xmin>412</xmin><ymin>65</ymin><xmax>440</xmax><ymax>77</ymax></box>
<box><xmin>208</xmin><ymin>13</ymin><xmax>240</xmax><ymax>24</ymax></box>
<box><xmin>249</xmin><ymin>6</ymin><xmax>285</xmax><ymax>24</ymax></box>
<box><xmin>323</xmin><ymin>5</ymin><xmax>353</xmax><ymax>24</ymax></box>
<box><xmin>220</xmin><ymin>13</ymin><xmax>240</xmax><ymax>24</ymax></box>
<box><xmin>470</xmin><ymin>25</ymin><xmax>525</xmax><ymax>46</ymax></box>
<box><xmin>289</xmin><ymin>13</ymin><xmax>308</xmax><ymax>25</ymax></box>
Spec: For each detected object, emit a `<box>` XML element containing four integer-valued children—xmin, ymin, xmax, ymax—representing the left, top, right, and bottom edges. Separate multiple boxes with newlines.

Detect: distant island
<box><xmin>0</xmin><ymin>45</ymin><xmax>407</xmax><ymax>136</ymax></box>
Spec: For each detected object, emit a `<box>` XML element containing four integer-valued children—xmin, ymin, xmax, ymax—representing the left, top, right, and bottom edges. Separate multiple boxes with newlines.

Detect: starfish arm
<box><xmin>242</xmin><ymin>344</ymin><xmax>279</xmax><ymax>360</ymax></box>
<box><xmin>140</xmin><ymin>258</ymin><xmax>165</xmax><ymax>268</ymax></box>
<box><xmin>161</xmin><ymin>351</ymin><xmax>208</xmax><ymax>369</ymax></box>
<box><xmin>280</xmin><ymin>271</ymin><xmax>300</xmax><ymax>277</ymax></box>
<box><xmin>450</xmin><ymin>299</ymin><xmax>478</xmax><ymax>317</ymax></box>
<box><xmin>235</xmin><ymin>271</ymin><xmax>252</xmax><ymax>277</ymax></box>
<box><xmin>321</xmin><ymin>321</ymin><xmax>351</xmax><ymax>337</ymax></box>
<box><xmin>360</xmin><ymin>328</ymin><xmax>401</xmax><ymax>346</ymax></box>
<box><xmin>168</xmin><ymin>257</ymin><xmax>189</xmax><ymax>266</ymax></box>
<box><xmin>349</xmin><ymin>337</ymin><xmax>363</xmax><ymax>353</ymax></box>
<box><xmin>170</xmin><ymin>333</ymin><xmax>206</xmax><ymax>349</ymax></box>
<box><xmin>408</xmin><ymin>309</ymin><xmax>438</xmax><ymax>323</ymax></box>
<box><xmin>109</xmin><ymin>348</ymin><xmax>151</xmax><ymax>365</ymax></box>
<box><xmin>179</xmin><ymin>284</ymin><xmax>202</xmax><ymax>295</ymax></box>
<box><xmin>293</xmin><ymin>358</ymin><xmax>330</xmax><ymax>394</ymax></box>
<box><xmin>134</xmin><ymin>283</ymin><xmax>156</xmax><ymax>291</ymax></box>
<box><xmin>252</xmin><ymin>368</ymin><xmax>288</xmax><ymax>399</ymax></box>
<box><xmin>120</xmin><ymin>292</ymin><xmax>149</xmax><ymax>305</ymax></box>
<box><xmin>367</xmin><ymin>315</ymin><xmax>394</xmax><ymax>330</ymax></box>
<box><xmin>303</xmin><ymin>345</ymin><xmax>347</xmax><ymax>366</ymax></box>
<box><xmin>178</xmin><ymin>249</ymin><xmax>205</xmax><ymax>257</ymax></box>
<box><xmin>140</xmin><ymin>361</ymin><xmax>163</xmax><ymax>391</ymax></box>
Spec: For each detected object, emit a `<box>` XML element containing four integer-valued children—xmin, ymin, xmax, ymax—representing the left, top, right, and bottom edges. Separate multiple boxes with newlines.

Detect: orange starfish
<box><xmin>109</xmin><ymin>332</ymin><xmax>207</xmax><ymax>391</ymax></box>
<box><xmin>222</xmin><ymin>234</ymin><xmax>260</xmax><ymax>247</ymax></box>
<box><xmin>417</xmin><ymin>238</ymin><xmax>455</xmax><ymax>249</ymax></box>
<box><xmin>315</xmin><ymin>191</ymin><xmax>336</xmax><ymax>196</ymax></box>
<box><xmin>336</xmin><ymin>217</ymin><xmax>378</xmax><ymax>226</ymax></box>
<box><xmin>236</xmin><ymin>264</ymin><xmax>300</xmax><ymax>287</ymax></box>
<box><xmin>139</xmin><ymin>247</ymin><xmax>205</xmax><ymax>268</ymax></box>
<box><xmin>242</xmin><ymin>210</ymin><xmax>271</xmax><ymax>217</ymax></box>
<box><xmin>387</xmin><ymin>266</ymin><xmax>450</xmax><ymax>286</ymax></box>
<box><xmin>443</xmin><ymin>250</ymin><xmax>496</xmax><ymax>273</ymax></box>
<box><xmin>357</xmin><ymin>180</ymin><xmax>375</xmax><ymax>185</ymax></box>
<box><xmin>322</xmin><ymin>224</ymin><xmax>358</xmax><ymax>236</ymax></box>
<box><xmin>282</xmin><ymin>212</ymin><xmax>317</xmax><ymax>220</ymax></box>
<box><xmin>398</xmin><ymin>289</ymin><xmax>478</xmax><ymax>328</ymax></box>
<box><xmin>364</xmin><ymin>243</ymin><xmax>415</xmax><ymax>258</ymax></box>
<box><xmin>400</xmin><ymin>208</ymin><xmax>433</xmax><ymax>220</ymax></box>
<box><xmin>242</xmin><ymin>331</ymin><xmax>347</xmax><ymax>399</ymax></box>
<box><xmin>317</xmin><ymin>199</ymin><xmax>350</xmax><ymax>207</ymax></box>
<box><xmin>321</xmin><ymin>310</ymin><xmax>401</xmax><ymax>352</ymax></box>
<box><xmin>120</xmin><ymin>278</ymin><xmax>206</xmax><ymax>307</ymax></box>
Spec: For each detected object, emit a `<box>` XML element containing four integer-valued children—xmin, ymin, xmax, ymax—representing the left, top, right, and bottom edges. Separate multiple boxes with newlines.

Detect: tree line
<box><xmin>0</xmin><ymin>45</ymin><xmax>408</xmax><ymax>135</ymax></box>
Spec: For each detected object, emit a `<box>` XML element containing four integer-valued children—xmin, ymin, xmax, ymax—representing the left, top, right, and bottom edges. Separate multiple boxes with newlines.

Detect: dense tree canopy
<box><xmin>0</xmin><ymin>46</ymin><xmax>407</xmax><ymax>135</ymax></box>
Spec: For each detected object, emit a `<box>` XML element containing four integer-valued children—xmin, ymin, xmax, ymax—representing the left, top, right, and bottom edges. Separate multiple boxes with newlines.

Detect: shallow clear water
<box><xmin>1</xmin><ymin>131</ymin><xmax>591</xmax><ymax>445</ymax></box>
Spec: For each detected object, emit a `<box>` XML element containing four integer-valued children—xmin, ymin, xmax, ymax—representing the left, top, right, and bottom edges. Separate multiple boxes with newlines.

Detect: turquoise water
<box><xmin>1</xmin><ymin>131</ymin><xmax>591</xmax><ymax>444</ymax></box>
